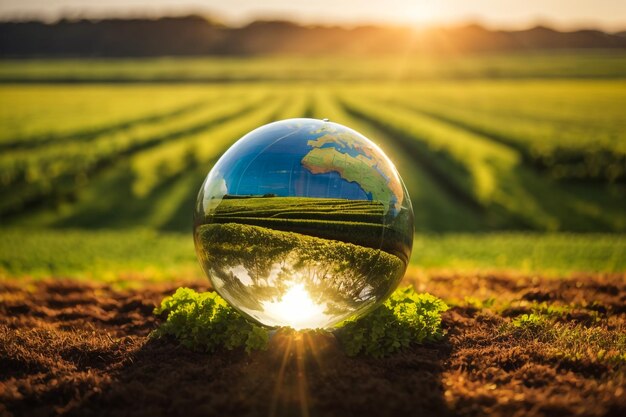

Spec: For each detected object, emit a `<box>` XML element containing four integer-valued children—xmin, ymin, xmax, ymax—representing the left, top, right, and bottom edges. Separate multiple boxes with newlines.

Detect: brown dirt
<box><xmin>1</xmin><ymin>273</ymin><xmax>625</xmax><ymax>417</ymax></box>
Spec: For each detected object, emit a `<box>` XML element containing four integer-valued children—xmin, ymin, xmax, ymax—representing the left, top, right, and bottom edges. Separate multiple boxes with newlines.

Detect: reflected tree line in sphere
<box><xmin>195</xmin><ymin>219</ymin><xmax>407</xmax><ymax>325</ymax></box>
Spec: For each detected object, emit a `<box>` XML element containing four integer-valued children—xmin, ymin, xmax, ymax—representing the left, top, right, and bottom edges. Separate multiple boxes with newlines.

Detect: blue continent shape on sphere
<box><xmin>194</xmin><ymin>118</ymin><xmax>414</xmax><ymax>330</ymax></box>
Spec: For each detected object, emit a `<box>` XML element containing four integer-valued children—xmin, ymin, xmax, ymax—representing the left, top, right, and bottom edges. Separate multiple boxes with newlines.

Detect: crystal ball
<box><xmin>194</xmin><ymin>118</ymin><xmax>414</xmax><ymax>330</ymax></box>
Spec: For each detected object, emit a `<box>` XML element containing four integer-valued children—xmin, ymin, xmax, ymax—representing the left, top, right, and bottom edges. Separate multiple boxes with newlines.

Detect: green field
<box><xmin>1</xmin><ymin>229</ymin><xmax>624</xmax><ymax>282</ymax></box>
<box><xmin>0</xmin><ymin>54</ymin><xmax>625</xmax><ymax>279</ymax></box>
<box><xmin>204</xmin><ymin>196</ymin><xmax>411</xmax><ymax>262</ymax></box>
<box><xmin>1</xmin><ymin>51</ymin><xmax>625</xmax><ymax>81</ymax></box>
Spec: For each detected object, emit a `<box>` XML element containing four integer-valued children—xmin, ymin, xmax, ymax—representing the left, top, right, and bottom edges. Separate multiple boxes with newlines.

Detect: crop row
<box><xmin>0</xmin><ymin>85</ymin><xmax>227</xmax><ymax>146</ymax></box>
<box><xmin>376</xmin><ymin>82</ymin><xmax>626</xmax><ymax>182</ymax></box>
<box><xmin>0</xmin><ymin>98</ymin><xmax>207</xmax><ymax>151</ymax></box>
<box><xmin>216</xmin><ymin>196</ymin><xmax>384</xmax><ymax>211</ymax></box>
<box><xmin>0</xmin><ymin>91</ymin><xmax>269</xmax><ymax>186</ymax></box>
<box><xmin>339</xmin><ymin>94</ymin><xmax>517</xmax><ymax>208</ymax></box>
<box><xmin>309</xmin><ymin>91</ymin><xmax>489</xmax><ymax>232</ymax></box>
<box><xmin>210</xmin><ymin>197</ymin><xmax>385</xmax><ymax>223</ymax></box>
<box><xmin>0</xmin><ymin>90</ymin><xmax>306</xmax><ymax>223</ymax></box>
<box><xmin>2</xmin><ymin>84</ymin><xmax>625</xmax><ymax>234</ymax></box>
<box><xmin>0</xmin><ymin>92</ymin><xmax>272</xmax><ymax>216</ymax></box>
<box><xmin>38</xmin><ymin>94</ymin><xmax>311</xmax><ymax>229</ymax></box>
<box><xmin>208</xmin><ymin>216</ymin><xmax>410</xmax><ymax>263</ymax></box>
<box><xmin>129</xmin><ymin>95</ymin><xmax>287</xmax><ymax>197</ymax></box>
<box><xmin>338</xmin><ymin>92</ymin><xmax>626</xmax><ymax>232</ymax></box>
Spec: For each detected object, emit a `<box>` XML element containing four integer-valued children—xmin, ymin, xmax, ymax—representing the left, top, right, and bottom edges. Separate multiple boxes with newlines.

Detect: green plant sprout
<box><xmin>152</xmin><ymin>287</ymin><xmax>270</xmax><ymax>353</ymax></box>
<box><xmin>152</xmin><ymin>286</ymin><xmax>448</xmax><ymax>357</ymax></box>
<box><xmin>334</xmin><ymin>287</ymin><xmax>449</xmax><ymax>357</ymax></box>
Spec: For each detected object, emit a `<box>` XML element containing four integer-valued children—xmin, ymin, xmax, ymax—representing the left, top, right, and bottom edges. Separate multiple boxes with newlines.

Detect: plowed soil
<box><xmin>1</xmin><ymin>272</ymin><xmax>625</xmax><ymax>417</ymax></box>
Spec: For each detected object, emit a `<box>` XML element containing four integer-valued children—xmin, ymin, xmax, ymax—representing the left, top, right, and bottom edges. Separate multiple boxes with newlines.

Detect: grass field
<box><xmin>0</xmin><ymin>53</ymin><xmax>625</xmax><ymax>417</ymax></box>
<box><xmin>1</xmin><ymin>81</ymin><xmax>625</xmax><ymax>235</ymax></box>
<box><xmin>1</xmin><ymin>51</ymin><xmax>625</xmax><ymax>82</ymax></box>
<box><xmin>1</xmin><ymin>59</ymin><xmax>625</xmax><ymax>274</ymax></box>
<box><xmin>204</xmin><ymin>196</ymin><xmax>411</xmax><ymax>262</ymax></box>
<box><xmin>1</xmin><ymin>229</ymin><xmax>625</xmax><ymax>282</ymax></box>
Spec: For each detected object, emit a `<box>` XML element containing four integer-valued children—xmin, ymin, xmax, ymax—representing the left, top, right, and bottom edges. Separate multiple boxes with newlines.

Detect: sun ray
<box><xmin>269</xmin><ymin>334</ymin><xmax>294</xmax><ymax>417</ymax></box>
<box><xmin>262</xmin><ymin>284</ymin><xmax>329</xmax><ymax>330</ymax></box>
<box><xmin>295</xmin><ymin>333</ymin><xmax>311</xmax><ymax>417</ymax></box>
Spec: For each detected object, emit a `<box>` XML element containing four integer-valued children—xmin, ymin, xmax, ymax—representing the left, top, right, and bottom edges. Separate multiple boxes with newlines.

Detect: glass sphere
<box><xmin>194</xmin><ymin>118</ymin><xmax>413</xmax><ymax>330</ymax></box>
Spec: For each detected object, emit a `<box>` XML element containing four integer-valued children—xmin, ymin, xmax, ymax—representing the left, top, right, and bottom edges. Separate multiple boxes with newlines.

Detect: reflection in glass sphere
<box><xmin>194</xmin><ymin>118</ymin><xmax>413</xmax><ymax>330</ymax></box>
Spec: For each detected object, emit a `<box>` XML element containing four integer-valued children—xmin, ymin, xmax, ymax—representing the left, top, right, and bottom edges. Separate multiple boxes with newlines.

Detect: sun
<box><xmin>262</xmin><ymin>284</ymin><xmax>328</xmax><ymax>330</ymax></box>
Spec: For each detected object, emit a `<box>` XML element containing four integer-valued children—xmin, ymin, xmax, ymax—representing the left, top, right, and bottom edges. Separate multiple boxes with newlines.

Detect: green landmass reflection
<box><xmin>194</xmin><ymin>196</ymin><xmax>412</xmax><ymax>329</ymax></box>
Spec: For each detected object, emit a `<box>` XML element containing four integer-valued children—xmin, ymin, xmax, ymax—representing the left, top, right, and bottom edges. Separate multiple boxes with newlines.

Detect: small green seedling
<box><xmin>335</xmin><ymin>287</ymin><xmax>449</xmax><ymax>357</ymax></box>
<box><xmin>153</xmin><ymin>286</ymin><xmax>449</xmax><ymax>357</ymax></box>
<box><xmin>152</xmin><ymin>287</ymin><xmax>270</xmax><ymax>353</ymax></box>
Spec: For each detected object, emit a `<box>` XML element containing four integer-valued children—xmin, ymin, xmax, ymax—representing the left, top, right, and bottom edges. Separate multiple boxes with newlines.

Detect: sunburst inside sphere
<box><xmin>194</xmin><ymin>118</ymin><xmax>414</xmax><ymax>330</ymax></box>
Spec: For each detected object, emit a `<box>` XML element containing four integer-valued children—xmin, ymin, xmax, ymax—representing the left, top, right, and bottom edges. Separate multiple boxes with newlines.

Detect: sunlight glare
<box><xmin>262</xmin><ymin>284</ymin><xmax>327</xmax><ymax>330</ymax></box>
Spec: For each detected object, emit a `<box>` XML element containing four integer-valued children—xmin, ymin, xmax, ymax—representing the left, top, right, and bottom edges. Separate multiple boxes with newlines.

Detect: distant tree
<box><xmin>1</xmin><ymin>17</ymin><xmax>625</xmax><ymax>58</ymax></box>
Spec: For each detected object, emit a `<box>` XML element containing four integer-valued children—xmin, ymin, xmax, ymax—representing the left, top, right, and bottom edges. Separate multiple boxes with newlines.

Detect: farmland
<box><xmin>0</xmin><ymin>72</ymin><xmax>625</xmax><ymax>277</ymax></box>
<box><xmin>1</xmin><ymin>77</ymin><xmax>625</xmax><ymax>237</ymax></box>
<box><xmin>1</xmin><ymin>51</ymin><xmax>626</xmax><ymax>82</ymax></box>
<box><xmin>0</xmin><ymin>54</ymin><xmax>625</xmax><ymax>417</ymax></box>
<box><xmin>202</xmin><ymin>196</ymin><xmax>411</xmax><ymax>261</ymax></box>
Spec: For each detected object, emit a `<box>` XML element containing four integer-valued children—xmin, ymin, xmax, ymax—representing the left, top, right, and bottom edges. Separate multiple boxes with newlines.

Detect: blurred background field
<box><xmin>0</xmin><ymin>10</ymin><xmax>625</xmax><ymax>281</ymax></box>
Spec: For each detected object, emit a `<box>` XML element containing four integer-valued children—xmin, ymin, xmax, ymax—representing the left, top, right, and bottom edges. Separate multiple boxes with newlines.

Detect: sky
<box><xmin>0</xmin><ymin>0</ymin><xmax>625</xmax><ymax>31</ymax></box>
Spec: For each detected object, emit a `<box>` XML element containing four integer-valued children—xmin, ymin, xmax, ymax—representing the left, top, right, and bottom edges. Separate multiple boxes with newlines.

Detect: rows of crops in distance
<box><xmin>338</xmin><ymin>93</ymin><xmax>524</xmax><ymax>225</ymax></box>
<box><xmin>6</xmin><ymin>94</ymin><xmax>287</xmax><ymax>231</ymax></box>
<box><xmin>129</xmin><ymin>94</ymin><xmax>285</xmax><ymax>197</ymax></box>
<box><xmin>338</xmin><ymin>92</ymin><xmax>626</xmax><ymax>232</ymax></box>
<box><xmin>0</xmin><ymin>99</ymin><xmax>205</xmax><ymax>152</ymax></box>
<box><xmin>1</xmin><ymin>52</ymin><xmax>625</xmax><ymax>82</ymax></box>
<box><xmin>211</xmin><ymin>197</ymin><xmax>385</xmax><ymax>222</ymax></box>
<box><xmin>0</xmin><ymin>85</ymin><xmax>222</xmax><ymax>147</ymax></box>
<box><xmin>123</xmin><ymin>89</ymin><xmax>309</xmax><ymax>211</ymax></box>
<box><xmin>128</xmin><ymin>88</ymin><xmax>311</xmax><ymax>201</ymax></box>
<box><xmin>375</xmin><ymin>81</ymin><xmax>626</xmax><ymax>182</ymax></box>
<box><xmin>0</xmin><ymin>90</ymin><xmax>274</xmax><ymax>217</ymax></box>
<box><xmin>206</xmin><ymin>196</ymin><xmax>409</xmax><ymax>263</ymax></box>
<box><xmin>2</xmin><ymin>82</ymin><xmax>625</xmax><ymax>235</ymax></box>
<box><xmin>0</xmin><ymin>90</ymin><xmax>266</xmax><ymax>187</ymax></box>
<box><xmin>310</xmin><ymin>91</ymin><xmax>488</xmax><ymax>232</ymax></box>
<box><xmin>271</xmin><ymin>88</ymin><xmax>313</xmax><ymax>120</ymax></box>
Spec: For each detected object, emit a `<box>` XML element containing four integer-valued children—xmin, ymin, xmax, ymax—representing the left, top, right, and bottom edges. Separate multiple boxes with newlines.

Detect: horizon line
<box><xmin>0</xmin><ymin>10</ymin><xmax>624</xmax><ymax>33</ymax></box>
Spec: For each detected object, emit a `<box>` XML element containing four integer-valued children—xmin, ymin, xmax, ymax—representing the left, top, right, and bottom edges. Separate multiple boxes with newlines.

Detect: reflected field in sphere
<box><xmin>194</xmin><ymin>118</ymin><xmax>414</xmax><ymax>329</ymax></box>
